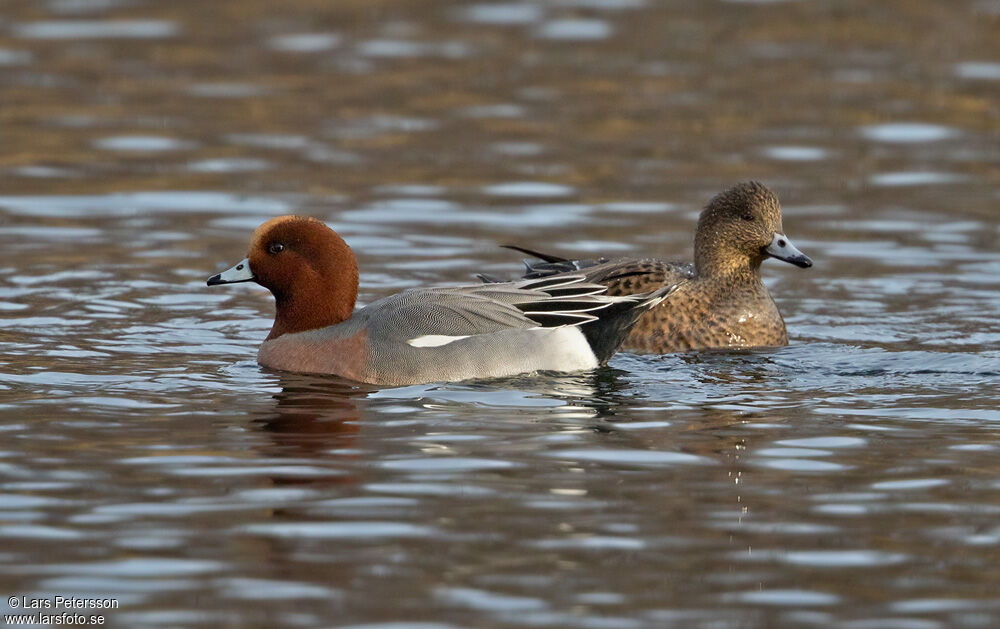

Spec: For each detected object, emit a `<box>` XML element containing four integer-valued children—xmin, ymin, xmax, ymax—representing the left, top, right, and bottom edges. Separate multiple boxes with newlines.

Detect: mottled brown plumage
<box><xmin>505</xmin><ymin>182</ymin><xmax>812</xmax><ymax>353</ymax></box>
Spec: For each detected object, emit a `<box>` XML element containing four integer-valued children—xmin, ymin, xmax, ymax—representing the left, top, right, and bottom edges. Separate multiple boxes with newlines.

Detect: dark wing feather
<box><xmin>497</xmin><ymin>245</ymin><xmax>694</xmax><ymax>297</ymax></box>
<box><xmin>500</xmin><ymin>244</ymin><xmax>570</xmax><ymax>263</ymax></box>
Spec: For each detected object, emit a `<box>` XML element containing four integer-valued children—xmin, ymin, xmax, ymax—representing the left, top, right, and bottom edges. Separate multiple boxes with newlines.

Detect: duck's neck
<box><xmin>695</xmin><ymin>249</ymin><xmax>764</xmax><ymax>285</ymax></box>
<box><xmin>267</xmin><ymin>267</ymin><xmax>358</xmax><ymax>340</ymax></box>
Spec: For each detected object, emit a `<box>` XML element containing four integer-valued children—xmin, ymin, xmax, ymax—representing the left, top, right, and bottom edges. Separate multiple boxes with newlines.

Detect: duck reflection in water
<box><xmin>254</xmin><ymin>352</ymin><xmax>798</xmax><ymax>487</ymax></box>
<box><xmin>254</xmin><ymin>373</ymin><xmax>371</xmax><ymax>461</ymax></box>
<box><xmin>257</xmin><ymin>367</ymin><xmax>634</xmax><ymax>439</ymax></box>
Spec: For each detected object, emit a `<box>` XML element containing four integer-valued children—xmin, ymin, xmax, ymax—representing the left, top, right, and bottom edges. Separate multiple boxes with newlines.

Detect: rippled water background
<box><xmin>2</xmin><ymin>1</ymin><xmax>999</xmax><ymax>627</ymax></box>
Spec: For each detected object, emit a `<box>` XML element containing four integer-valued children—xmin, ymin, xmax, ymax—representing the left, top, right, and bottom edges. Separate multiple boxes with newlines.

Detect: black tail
<box><xmin>500</xmin><ymin>245</ymin><xmax>591</xmax><ymax>279</ymax></box>
<box><xmin>475</xmin><ymin>272</ymin><xmax>505</xmax><ymax>284</ymax></box>
<box><xmin>580</xmin><ymin>284</ymin><xmax>677</xmax><ymax>364</ymax></box>
<box><xmin>500</xmin><ymin>244</ymin><xmax>569</xmax><ymax>263</ymax></box>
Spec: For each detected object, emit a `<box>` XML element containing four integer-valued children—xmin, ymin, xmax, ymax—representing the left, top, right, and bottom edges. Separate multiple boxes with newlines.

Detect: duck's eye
<box><xmin>268</xmin><ymin>242</ymin><xmax>285</xmax><ymax>254</ymax></box>
<box><xmin>741</xmin><ymin>213</ymin><xmax>755</xmax><ymax>222</ymax></box>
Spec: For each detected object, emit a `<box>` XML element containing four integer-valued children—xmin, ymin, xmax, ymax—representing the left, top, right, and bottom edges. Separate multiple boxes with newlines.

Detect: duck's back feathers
<box><xmin>363</xmin><ymin>274</ymin><xmax>673</xmax><ymax>361</ymax></box>
<box><xmin>498</xmin><ymin>245</ymin><xmax>693</xmax><ymax>298</ymax></box>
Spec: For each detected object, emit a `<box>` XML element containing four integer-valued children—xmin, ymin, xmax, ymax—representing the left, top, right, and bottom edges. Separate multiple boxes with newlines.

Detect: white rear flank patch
<box><xmin>545</xmin><ymin>326</ymin><xmax>599</xmax><ymax>370</ymax></box>
<box><xmin>406</xmin><ymin>334</ymin><xmax>472</xmax><ymax>348</ymax></box>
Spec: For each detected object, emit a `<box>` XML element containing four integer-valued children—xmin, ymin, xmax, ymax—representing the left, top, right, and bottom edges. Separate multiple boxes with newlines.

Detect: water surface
<box><xmin>1</xmin><ymin>0</ymin><xmax>999</xmax><ymax>627</ymax></box>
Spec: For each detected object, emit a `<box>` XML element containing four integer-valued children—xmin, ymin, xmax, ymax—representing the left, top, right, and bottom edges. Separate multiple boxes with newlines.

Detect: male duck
<box><xmin>208</xmin><ymin>216</ymin><xmax>677</xmax><ymax>385</ymax></box>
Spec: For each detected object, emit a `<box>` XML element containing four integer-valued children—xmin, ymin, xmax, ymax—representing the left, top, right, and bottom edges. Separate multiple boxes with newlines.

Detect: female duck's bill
<box><xmin>207</xmin><ymin>258</ymin><xmax>254</xmax><ymax>285</ymax></box>
<box><xmin>763</xmin><ymin>233</ymin><xmax>812</xmax><ymax>268</ymax></box>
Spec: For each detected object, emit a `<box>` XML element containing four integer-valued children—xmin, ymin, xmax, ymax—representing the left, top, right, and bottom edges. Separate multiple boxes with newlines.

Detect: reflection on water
<box><xmin>2</xmin><ymin>0</ymin><xmax>1000</xmax><ymax>627</ymax></box>
<box><xmin>12</xmin><ymin>20</ymin><xmax>178</xmax><ymax>40</ymax></box>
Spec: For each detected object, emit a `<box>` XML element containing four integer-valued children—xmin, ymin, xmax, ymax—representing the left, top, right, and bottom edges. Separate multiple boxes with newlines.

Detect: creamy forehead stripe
<box><xmin>406</xmin><ymin>334</ymin><xmax>471</xmax><ymax>348</ymax></box>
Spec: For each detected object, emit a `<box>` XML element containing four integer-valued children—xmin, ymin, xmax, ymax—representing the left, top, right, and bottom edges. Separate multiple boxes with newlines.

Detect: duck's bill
<box><xmin>207</xmin><ymin>258</ymin><xmax>255</xmax><ymax>286</ymax></box>
<box><xmin>764</xmin><ymin>233</ymin><xmax>813</xmax><ymax>268</ymax></box>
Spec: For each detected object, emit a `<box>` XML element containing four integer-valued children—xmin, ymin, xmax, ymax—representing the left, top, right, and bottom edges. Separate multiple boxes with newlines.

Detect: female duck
<box><xmin>501</xmin><ymin>182</ymin><xmax>812</xmax><ymax>353</ymax></box>
<box><xmin>208</xmin><ymin>216</ymin><xmax>676</xmax><ymax>385</ymax></box>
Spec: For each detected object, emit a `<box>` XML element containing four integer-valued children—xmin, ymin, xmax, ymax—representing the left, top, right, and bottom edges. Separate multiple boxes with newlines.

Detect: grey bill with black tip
<box><xmin>764</xmin><ymin>233</ymin><xmax>812</xmax><ymax>268</ymax></box>
<box><xmin>207</xmin><ymin>257</ymin><xmax>255</xmax><ymax>286</ymax></box>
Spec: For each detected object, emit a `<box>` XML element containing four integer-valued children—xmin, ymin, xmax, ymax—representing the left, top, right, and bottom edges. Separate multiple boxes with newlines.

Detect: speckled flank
<box><xmin>614</xmin><ymin>273</ymin><xmax>788</xmax><ymax>353</ymax></box>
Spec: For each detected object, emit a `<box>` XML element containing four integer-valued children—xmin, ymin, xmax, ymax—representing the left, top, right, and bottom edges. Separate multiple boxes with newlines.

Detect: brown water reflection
<box><xmin>2</xmin><ymin>0</ymin><xmax>1000</xmax><ymax>627</ymax></box>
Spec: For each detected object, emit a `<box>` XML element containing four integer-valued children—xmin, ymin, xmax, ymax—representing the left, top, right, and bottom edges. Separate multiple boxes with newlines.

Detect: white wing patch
<box><xmin>406</xmin><ymin>334</ymin><xmax>472</xmax><ymax>348</ymax></box>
